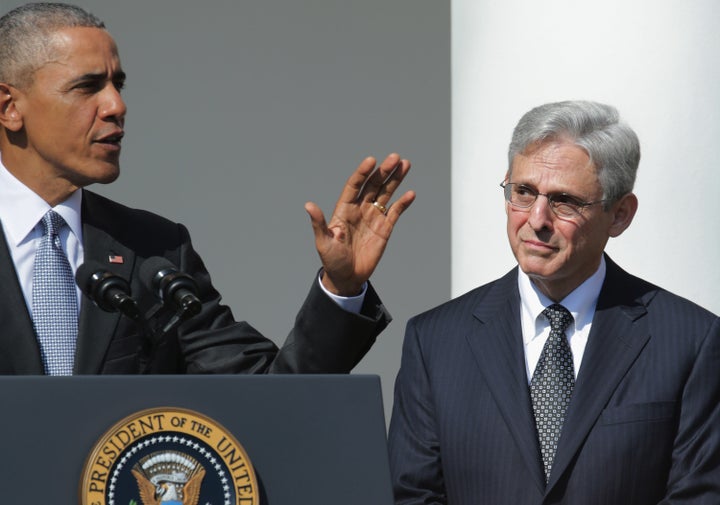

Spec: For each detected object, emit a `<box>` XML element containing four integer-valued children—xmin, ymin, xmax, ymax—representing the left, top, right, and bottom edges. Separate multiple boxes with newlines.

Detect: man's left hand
<box><xmin>305</xmin><ymin>153</ymin><xmax>415</xmax><ymax>296</ymax></box>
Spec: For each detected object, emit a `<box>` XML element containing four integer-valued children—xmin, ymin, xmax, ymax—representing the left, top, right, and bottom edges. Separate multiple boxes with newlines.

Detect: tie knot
<box><xmin>41</xmin><ymin>210</ymin><xmax>66</xmax><ymax>237</ymax></box>
<box><xmin>542</xmin><ymin>303</ymin><xmax>572</xmax><ymax>333</ymax></box>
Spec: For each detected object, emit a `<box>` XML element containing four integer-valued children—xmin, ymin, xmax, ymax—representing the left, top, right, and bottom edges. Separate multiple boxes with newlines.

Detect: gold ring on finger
<box><xmin>372</xmin><ymin>201</ymin><xmax>388</xmax><ymax>214</ymax></box>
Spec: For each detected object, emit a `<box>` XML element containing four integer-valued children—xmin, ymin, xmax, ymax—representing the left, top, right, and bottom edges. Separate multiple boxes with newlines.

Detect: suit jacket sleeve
<box><xmin>660</xmin><ymin>315</ymin><xmax>720</xmax><ymax>504</ymax></box>
<box><xmin>81</xmin><ymin>191</ymin><xmax>391</xmax><ymax>374</ymax></box>
<box><xmin>388</xmin><ymin>315</ymin><xmax>447</xmax><ymax>505</ymax></box>
<box><xmin>150</xmin><ymin>222</ymin><xmax>392</xmax><ymax>374</ymax></box>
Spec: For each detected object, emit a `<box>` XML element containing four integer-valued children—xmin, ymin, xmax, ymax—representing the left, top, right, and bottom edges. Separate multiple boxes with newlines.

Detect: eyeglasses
<box><xmin>500</xmin><ymin>181</ymin><xmax>608</xmax><ymax>219</ymax></box>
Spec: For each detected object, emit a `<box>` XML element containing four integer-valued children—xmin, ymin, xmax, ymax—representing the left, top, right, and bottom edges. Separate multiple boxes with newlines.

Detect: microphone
<box><xmin>139</xmin><ymin>257</ymin><xmax>202</xmax><ymax>319</ymax></box>
<box><xmin>75</xmin><ymin>261</ymin><xmax>141</xmax><ymax>320</ymax></box>
<box><xmin>136</xmin><ymin>258</ymin><xmax>202</xmax><ymax>373</ymax></box>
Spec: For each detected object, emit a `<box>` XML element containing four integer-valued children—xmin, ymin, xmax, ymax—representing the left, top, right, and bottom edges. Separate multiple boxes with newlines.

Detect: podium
<box><xmin>0</xmin><ymin>375</ymin><xmax>394</xmax><ymax>505</ymax></box>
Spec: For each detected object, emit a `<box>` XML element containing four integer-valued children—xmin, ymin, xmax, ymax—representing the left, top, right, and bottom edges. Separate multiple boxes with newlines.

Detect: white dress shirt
<box><xmin>0</xmin><ymin>159</ymin><xmax>84</xmax><ymax>315</ymax></box>
<box><xmin>518</xmin><ymin>256</ymin><xmax>606</xmax><ymax>382</ymax></box>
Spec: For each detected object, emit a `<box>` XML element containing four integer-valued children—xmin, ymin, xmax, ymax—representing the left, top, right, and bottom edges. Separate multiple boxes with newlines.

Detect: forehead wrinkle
<box><xmin>33</xmin><ymin>33</ymin><xmax>123</xmax><ymax>87</ymax></box>
<box><xmin>513</xmin><ymin>142</ymin><xmax>602</xmax><ymax>198</ymax></box>
<box><xmin>527</xmin><ymin>141</ymin><xmax>593</xmax><ymax>170</ymax></box>
<box><xmin>27</xmin><ymin>34</ymin><xmax>84</xmax><ymax>81</ymax></box>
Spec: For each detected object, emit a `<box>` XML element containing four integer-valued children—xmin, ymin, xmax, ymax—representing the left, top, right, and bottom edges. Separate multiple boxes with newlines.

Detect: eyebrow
<box><xmin>512</xmin><ymin>182</ymin><xmax>587</xmax><ymax>199</ymax></box>
<box><xmin>66</xmin><ymin>70</ymin><xmax>127</xmax><ymax>86</ymax></box>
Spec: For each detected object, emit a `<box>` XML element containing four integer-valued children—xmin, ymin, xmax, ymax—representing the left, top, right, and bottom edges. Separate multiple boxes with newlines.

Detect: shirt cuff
<box><xmin>317</xmin><ymin>274</ymin><xmax>367</xmax><ymax>314</ymax></box>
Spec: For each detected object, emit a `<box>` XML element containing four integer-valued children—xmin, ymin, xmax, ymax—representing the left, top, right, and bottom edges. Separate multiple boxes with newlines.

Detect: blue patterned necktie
<box><xmin>530</xmin><ymin>303</ymin><xmax>574</xmax><ymax>482</ymax></box>
<box><xmin>32</xmin><ymin>210</ymin><xmax>78</xmax><ymax>375</ymax></box>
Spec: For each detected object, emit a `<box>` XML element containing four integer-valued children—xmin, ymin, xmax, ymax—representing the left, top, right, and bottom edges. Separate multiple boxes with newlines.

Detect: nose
<box><xmin>527</xmin><ymin>193</ymin><xmax>554</xmax><ymax>231</ymax></box>
<box><xmin>99</xmin><ymin>85</ymin><xmax>127</xmax><ymax>122</ymax></box>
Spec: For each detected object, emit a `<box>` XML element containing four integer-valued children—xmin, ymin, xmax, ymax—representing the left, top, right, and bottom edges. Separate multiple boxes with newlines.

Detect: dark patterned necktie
<box><xmin>530</xmin><ymin>303</ymin><xmax>574</xmax><ymax>482</ymax></box>
<box><xmin>31</xmin><ymin>210</ymin><xmax>78</xmax><ymax>375</ymax></box>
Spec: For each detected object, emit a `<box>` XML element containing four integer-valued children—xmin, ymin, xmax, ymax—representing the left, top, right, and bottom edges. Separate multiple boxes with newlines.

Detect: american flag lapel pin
<box><xmin>108</xmin><ymin>254</ymin><xmax>124</xmax><ymax>264</ymax></box>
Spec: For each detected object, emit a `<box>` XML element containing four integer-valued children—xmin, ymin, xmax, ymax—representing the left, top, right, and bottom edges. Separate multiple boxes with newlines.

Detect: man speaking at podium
<box><xmin>0</xmin><ymin>3</ymin><xmax>415</xmax><ymax>375</ymax></box>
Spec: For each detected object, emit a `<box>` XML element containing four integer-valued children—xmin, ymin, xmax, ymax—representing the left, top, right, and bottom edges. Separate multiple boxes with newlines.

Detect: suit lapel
<box><xmin>547</xmin><ymin>257</ymin><xmax>652</xmax><ymax>492</ymax></box>
<box><xmin>0</xmin><ymin>222</ymin><xmax>45</xmax><ymax>373</ymax></box>
<box><xmin>465</xmin><ymin>269</ymin><xmax>547</xmax><ymax>493</ymax></box>
<box><xmin>74</xmin><ymin>191</ymin><xmax>136</xmax><ymax>374</ymax></box>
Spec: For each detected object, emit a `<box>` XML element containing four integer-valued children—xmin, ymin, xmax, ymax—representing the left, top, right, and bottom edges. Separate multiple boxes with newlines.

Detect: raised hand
<box><xmin>304</xmin><ymin>153</ymin><xmax>415</xmax><ymax>296</ymax></box>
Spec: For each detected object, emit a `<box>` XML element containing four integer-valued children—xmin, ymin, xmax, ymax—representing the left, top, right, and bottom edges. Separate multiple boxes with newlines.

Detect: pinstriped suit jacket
<box><xmin>388</xmin><ymin>256</ymin><xmax>720</xmax><ymax>505</ymax></box>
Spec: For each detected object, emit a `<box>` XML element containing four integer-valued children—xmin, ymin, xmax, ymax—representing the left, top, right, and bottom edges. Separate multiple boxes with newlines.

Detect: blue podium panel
<box><xmin>0</xmin><ymin>375</ymin><xmax>393</xmax><ymax>505</ymax></box>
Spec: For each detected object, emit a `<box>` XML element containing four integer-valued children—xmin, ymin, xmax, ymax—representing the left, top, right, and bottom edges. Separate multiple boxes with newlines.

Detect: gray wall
<box><xmin>1</xmin><ymin>0</ymin><xmax>450</xmax><ymax>421</ymax></box>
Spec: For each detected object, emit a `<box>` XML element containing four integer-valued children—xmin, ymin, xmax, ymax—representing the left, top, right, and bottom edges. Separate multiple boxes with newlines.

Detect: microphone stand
<box><xmin>136</xmin><ymin>301</ymin><xmax>202</xmax><ymax>374</ymax></box>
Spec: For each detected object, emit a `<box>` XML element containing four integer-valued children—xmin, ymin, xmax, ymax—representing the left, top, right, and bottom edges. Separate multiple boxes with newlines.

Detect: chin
<box><xmin>89</xmin><ymin>161</ymin><xmax>121</xmax><ymax>185</ymax></box>
<box><xmin>72</xmin><ymin>169</ymin><xmax>120</xmax><ymax>189</ymax></box>
<box><xmin>517</xmin><ymin>257</ymin><xmax>559</xmax><ymax>280</ymax></box>
<box><xmin>98</xmin><ymin>169</ymin><xmax>120</xmax><ymax>184</ymax></box>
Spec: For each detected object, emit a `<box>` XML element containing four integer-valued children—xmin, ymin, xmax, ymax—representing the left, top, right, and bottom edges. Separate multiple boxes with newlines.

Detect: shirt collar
<box><xmin>0</xmin><ymin>158</ymin><xmax>83</xmax><ymax>246</ymax></box>
<box><xmin>518</xmin><ymin>255</ymin><xmax>606</xmax><ymax>344</ymax></box>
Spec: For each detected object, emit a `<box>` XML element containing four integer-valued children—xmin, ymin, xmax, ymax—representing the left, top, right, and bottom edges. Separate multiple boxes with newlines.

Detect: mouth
<box><xmin>94</xmin><ymin>131</ymin><xmax>125</xmax><ymax>148</ymax></box>
<box><xmin>522</xmin><ymin>238</ymin><xmax>558</xmax><ymax>253</ymax></box>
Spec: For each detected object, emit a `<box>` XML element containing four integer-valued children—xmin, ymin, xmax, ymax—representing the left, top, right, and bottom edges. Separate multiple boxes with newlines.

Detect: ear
<box><xmin>608</xmin><ymin>192</ymin><xmax>638</xmax><ymax>238</ymax></box>
<box><xmin>0</xmin><ymin>82</ymin><xmax>24</xmax><ymax>132</ymax></box>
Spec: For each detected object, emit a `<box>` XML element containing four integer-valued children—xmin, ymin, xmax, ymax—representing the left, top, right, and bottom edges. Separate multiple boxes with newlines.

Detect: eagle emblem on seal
<box><xmin>131</xmin><ymin>450</ymin><xmax>206</xmax><ymax>505</ymax></box>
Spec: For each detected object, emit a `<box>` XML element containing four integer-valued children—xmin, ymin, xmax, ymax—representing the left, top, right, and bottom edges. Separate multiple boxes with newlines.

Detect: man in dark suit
<box><xmin>0</xmin><ymin>3</ymin><xmax>415</xmax><ymax>374</ymax></box>
<box><xmin>388</xmin><ymin>100</ymin><xmax>720</xmax><ymax>504</ymax></box>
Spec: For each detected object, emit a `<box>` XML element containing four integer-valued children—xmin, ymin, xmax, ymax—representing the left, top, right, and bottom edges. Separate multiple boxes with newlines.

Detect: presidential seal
<box><xmin>80</xmin><ymin>407</ymin><xmax>259</xmax><ymax>505</ymax></box>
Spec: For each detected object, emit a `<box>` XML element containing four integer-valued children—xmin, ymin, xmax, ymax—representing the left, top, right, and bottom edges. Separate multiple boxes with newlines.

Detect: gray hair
<box><xmin>0</xmin><ymin>2</ymin><xmax>105</xmax><ymax>88</ymax></box>
<box><xmin>507</xmin><ymin>100</ymin><xmax>640</xmax><ymax>205</ymax></box>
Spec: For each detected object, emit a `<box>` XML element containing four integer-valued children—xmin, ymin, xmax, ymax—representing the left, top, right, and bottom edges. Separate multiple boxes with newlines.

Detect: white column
<box><xmin>453</xmin><ymin>0</ymin><xmax>720</xmax><ymax>314</ymax></box>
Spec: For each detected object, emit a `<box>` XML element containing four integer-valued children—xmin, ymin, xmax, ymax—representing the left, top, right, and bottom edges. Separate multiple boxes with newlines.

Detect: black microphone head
<box><xmin>139</xmin><ymin>257</ymin><xmax>200</xmax><ymax>316</ymax></box>
<box><xmin>75</xmin><ymin>260</ymin><xmax>135</xmax><ymax>314</ymax></box>
<box><xmin>139</xmin><ymin>256</ymin><xmax>177</xmax><ymax>294</ymax></box>
<box><xmin>75</xmin><ymin>260</ymin><xmax>106</xmax><ymax>295</ymax></box>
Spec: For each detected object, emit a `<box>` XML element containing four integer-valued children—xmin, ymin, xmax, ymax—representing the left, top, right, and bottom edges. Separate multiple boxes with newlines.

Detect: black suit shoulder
<box><xmin>408</xmin><ymin>267</ymin><xmax>518</xmax><ymax>331</ymax></box>
<box><xmin>600</xmin><ymin>256</ymin><xmax>717</xmax><ymax>323</ymax></box>
<box><xmin>82</xmin><ymin>189</ymin><xmax>190</xmax><ymax>257</ymax></box>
